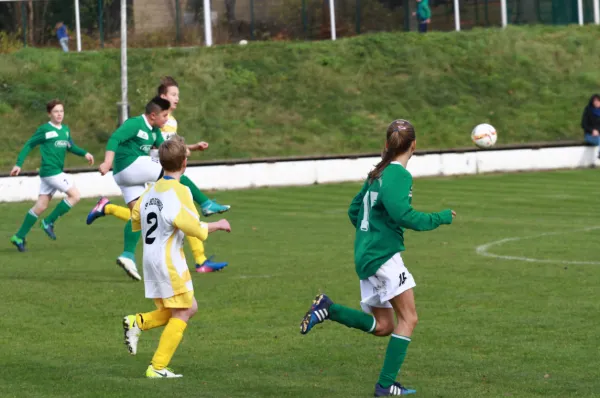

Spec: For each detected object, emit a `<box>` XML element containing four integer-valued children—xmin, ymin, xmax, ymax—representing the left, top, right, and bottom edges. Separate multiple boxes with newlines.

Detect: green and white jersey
<box><xmin>106</xmin><ymin>115</ymin><xmax>165</xmax><ymax>175</ymax></box>
<box><xmin>15</xmin><ymin>122</ymin><xmax>88</xmax><ymax>177</ymax></box>
<box><xmin>348</xmin><ymin>162</ymin><xmax>453</xmax><ymax>280</ymax></box>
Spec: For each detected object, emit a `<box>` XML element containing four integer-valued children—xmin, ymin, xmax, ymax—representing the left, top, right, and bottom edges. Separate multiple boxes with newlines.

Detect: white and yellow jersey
<box><xmin>131</xmin><ymin>177</ymin><xmax>208</xmax><ymax>299</ymax></box>
<box><xmin>161</xmin><ymin>114</ymin><xmax>178</xmax><ymax>140</ymax></box>
<box><xmin>150</xmin><ymin>114</ymin><xmax>178</xmax><ymax>159</ymax></box>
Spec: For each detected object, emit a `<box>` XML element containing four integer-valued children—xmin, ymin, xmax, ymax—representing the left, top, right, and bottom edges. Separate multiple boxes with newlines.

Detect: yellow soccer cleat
<box><xmin>123</xmin><ymin>315</ymin><xmax>141</xmax><ymax>355</ymax></box>
<box><xmin>145</xmin><ymin>365</ymin><xmax>183</xmax><ymax>378</ymax></box>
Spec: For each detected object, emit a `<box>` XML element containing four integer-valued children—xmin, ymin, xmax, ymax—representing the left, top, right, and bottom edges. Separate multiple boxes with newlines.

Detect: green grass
<box><xmin>0</xmin><ymin>169</ymin><xmax>599</xmax><ymax>397</ymax></box>
<box><xmin>2</xmin><ymin>25</ymin><xmax>600</xmax><ymax>172</ymax></box>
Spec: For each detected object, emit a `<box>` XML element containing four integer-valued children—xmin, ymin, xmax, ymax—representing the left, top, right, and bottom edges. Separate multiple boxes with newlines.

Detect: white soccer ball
<box><xmin>239</xmin><ymin>40</ymin><xmax>248</xmax><ymax>45</ymax></box>
<box><xmin>471</xmin><ymin>123</ymin><xmax>497</xmax><ymax>148</ymax></box>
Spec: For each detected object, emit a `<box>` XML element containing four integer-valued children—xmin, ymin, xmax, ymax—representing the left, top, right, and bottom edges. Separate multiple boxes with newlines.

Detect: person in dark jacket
<box><xmin>581</xmin><ymin>94</ymin><xmax>600</xmax><ymax>148</ymax></box>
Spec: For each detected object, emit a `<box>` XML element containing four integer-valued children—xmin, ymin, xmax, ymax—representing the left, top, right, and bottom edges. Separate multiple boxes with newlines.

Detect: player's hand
<box><xmin>451</xmin><ymin>210</ymin><xmax>457</xmax><ymax>218</ymax></box>
<box><xmin>85</xmin><ymin>153</ymin><xmax>95</xmax><ymax>165</ymax></box>
<box><xmin>188</xmin><ymin>141</ymin><xmax>209</xmax><ymax>152</ymax></box>
<box><xmin>593</xmin><ymin>129</ymin><xmax>599</xmax><ymax>137</ymax></box>
<box><xmin>10</xmin><ymin>166</ymin><xmax>21</xmax><ymax>176</ymax></box>
<box><xmin>99</xmin><ymin>162</ymin><xmax>111</xmax><ymax>176</ymax></box>
<box><xmin>218</xmin><ymin>219</ymin><xmax>231</xmax><ymax>232</ymax></box>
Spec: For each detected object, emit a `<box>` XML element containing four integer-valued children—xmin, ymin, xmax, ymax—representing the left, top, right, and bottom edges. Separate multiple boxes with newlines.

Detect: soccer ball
<box><xmin>471</xmin><ymin>123</ymin><xmax>497</xmax><ymax>148</ymax></box>
<box><xmin>239</xmin><ymin>40</ymin><xmax>248</xmax><ymax>45</ymax></box>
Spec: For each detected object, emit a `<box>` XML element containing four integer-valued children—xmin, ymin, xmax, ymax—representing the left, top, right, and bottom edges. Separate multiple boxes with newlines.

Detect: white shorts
<box><xmin>40</xmin><ymin>173</ymin><xmax>74</xmax><ymax>196</ymax></box>
<box><xmin>113</xmin><ymin>156</ymin><xmax>162</xmax><ymax>203</ymax></box>
<box><xmin>359</xmin><ymin>253</ymin><xmax>416</xmax><ymax>314</ymax></box>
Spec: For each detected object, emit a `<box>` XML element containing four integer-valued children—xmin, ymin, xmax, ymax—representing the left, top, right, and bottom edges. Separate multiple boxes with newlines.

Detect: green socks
<box><xmin>16</xmin><ymin>209</ymin><xmax>38</xmax><ymax>239</ymax></box>
<box><xmin>123</xmin><ymin>219</ymin><xmax>141</xmax><ymax>254</ymax></box>
<box><xmin>180</xmin><ymin>175</ymin><xmax>209</xmax><ymax>205</ymax></box>
<box><xmin>377</xmin><ymin>334</ymin><xmax>411</xmax><ymax>388</ymax></box>
<box><xmin>329</xmin><ymin>303</ymin><xmax>377</xmax><ymax>333</ymax></box>
<box><xmin>45</xmin><ymin>199</ymin><xmax>72</xmax><ymax>224</ymax></box>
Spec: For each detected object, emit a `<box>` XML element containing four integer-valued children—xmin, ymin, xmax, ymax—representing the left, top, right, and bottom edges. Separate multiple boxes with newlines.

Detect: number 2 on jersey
<box><xmin>360</xmin><ymin>191</ymin><xmax>379</xmax><ymax>231</ymax></box>
<box><xmin>145</xmin><ymin>212</ymin><xmax>158</xmax><ymax>244</ymax></box>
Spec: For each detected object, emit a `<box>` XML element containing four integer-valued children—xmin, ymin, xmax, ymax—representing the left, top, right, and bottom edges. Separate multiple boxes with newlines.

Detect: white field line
<box><xmin>475</xmin><ymin>226</ymin><xmax>600</xmax><ymax>265</ymax></box>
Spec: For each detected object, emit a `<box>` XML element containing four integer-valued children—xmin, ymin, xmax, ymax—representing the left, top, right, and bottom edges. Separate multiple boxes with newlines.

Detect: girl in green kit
<box><xmin>10</xmin><ymin>99</ymin><xmax>94</xmax><ymax>252</ymax></box>
<box><xmin>300</xmin><ymin>119</ymin><xmax>455</xmax><ymax>396</ymax></box>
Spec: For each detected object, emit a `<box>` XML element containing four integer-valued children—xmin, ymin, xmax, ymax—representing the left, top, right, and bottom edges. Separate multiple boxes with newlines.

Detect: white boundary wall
<box><xmin>0</xmin><ymin>145</ymin><xmax>596</xmax><ymax>203</ymax></box>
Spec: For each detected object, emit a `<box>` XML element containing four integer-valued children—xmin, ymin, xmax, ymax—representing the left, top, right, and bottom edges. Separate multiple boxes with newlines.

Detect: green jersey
<box><xmin>106</xmin><ymin>115</ymin><xmax>164</xmax><ymax>175</ymax></box>
<box><xmin>348</xmin><ymin>162</ymin><xmax>453</xmax><ymax>280</ymax></box>
<box><xmin>15</xmin><ymin>122</ymin><xmax>88</xmax><ymax>178</ymax></box>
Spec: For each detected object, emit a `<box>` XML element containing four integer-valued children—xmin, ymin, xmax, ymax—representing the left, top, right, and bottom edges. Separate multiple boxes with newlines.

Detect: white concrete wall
<box><xmin>1</xmin><ymin>145</ymin><xmax>596</xmax><ymax>202</ymax></box>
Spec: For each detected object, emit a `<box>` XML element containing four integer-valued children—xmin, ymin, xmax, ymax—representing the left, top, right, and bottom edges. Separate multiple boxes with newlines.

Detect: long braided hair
<box><xmin>368</xmin><ymin>119</ymin><xmax>416</xmax><ymax>183</ymax></box>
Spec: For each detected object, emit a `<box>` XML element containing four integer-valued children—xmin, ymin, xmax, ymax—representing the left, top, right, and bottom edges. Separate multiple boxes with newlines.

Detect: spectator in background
<box><xmin>413</xmin><ymin>0</ymin><xmax>431</xmax><ymax>33</ymax></box>
<box><xmin>581</xmin><ymin>94</ymin><xmax>600</xmax><ymax>155</ymax></box>
<box><xmin>55</xmin><ymin>22</ymin><xmax>69</xmax><ymax>52</ymax></box>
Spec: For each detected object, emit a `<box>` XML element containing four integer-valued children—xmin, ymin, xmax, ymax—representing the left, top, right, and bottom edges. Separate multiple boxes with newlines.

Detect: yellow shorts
<box><xmin>154</xmin><ymin>291</ymin><xmax>194</xmax><ymax>309</ymax></box>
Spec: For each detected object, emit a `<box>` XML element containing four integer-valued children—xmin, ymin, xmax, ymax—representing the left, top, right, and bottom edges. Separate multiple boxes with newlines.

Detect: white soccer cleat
<box><xmin>145</xmin><ymin>365</ymin><xmax>183</xmax><ymax>378</ymax></box>
<box><xmin>123</xmin><ymin>315</ymin><xmax>141</xmax><ymax>355</ymax></box>
<box><xmin>117</xmin><ymin>256</ymin><xmax>142</xmax><ymax>281</ymax></box>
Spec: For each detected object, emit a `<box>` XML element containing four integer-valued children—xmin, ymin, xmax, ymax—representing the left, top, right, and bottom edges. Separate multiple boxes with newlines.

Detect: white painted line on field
<box><xmin>235</xmin><ymin>275</ymin><xmax>274</xmax><ymax>279</ymax></box>
<box><xmin>475</xmin><ymin>226</ymin><xmax>600</xmax><ymax>265</ymax></box>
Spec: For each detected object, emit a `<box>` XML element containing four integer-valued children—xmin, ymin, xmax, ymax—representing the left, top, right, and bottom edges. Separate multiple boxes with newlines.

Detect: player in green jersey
<box><xmin>299</xmin><ymin>120</ymin><xmax>456</xmax><ymax>396</ymax></box>
<box><xmin>95</xmin><ymin>96</ymin><xmax>210</xmax><ymax>281</ymax></box>
<box><xmin>10</xmin><ymin>99</ymin><xmax>94</xmax><ymax>252</ymax></box>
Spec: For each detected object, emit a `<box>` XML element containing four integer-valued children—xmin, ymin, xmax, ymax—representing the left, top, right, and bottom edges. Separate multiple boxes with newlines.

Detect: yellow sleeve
<box><xmin>131</xmin><ymin>198</ymin><xmax>142</xmax><ymax>232</ymax></box>
<box><xmin>172</xmin><ymin>185</ymin><xmax>209</xmax><ymax>241</ymax></box>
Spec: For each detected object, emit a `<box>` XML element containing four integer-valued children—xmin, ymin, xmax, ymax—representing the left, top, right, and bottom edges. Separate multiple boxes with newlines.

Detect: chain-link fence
<box><xmin>0</xmin><ymin>0</ymin><xmax>597</xmax><ymax>52</ymax></box>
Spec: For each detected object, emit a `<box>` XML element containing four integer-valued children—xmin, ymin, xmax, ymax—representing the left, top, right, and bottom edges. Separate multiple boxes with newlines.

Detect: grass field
<box><xmin>0</xmin><ymin>169</ymin><xmax>599</xmax><ymax>397</ymax></box>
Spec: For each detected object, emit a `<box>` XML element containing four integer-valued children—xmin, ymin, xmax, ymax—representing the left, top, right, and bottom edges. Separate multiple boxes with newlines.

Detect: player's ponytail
<box><xmin>368</xmin><ymin>119</ymin><xmax>416</xmax><ymax>183</ymax></box>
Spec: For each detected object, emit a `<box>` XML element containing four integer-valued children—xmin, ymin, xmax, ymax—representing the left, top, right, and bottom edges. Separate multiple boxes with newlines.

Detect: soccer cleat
<box><xmin>145</xmin><ymin>365</ymin><xmax>183</xmax><ymax>378</ymax></box>
<box><xmin>300</xmin><ymin>293</ymin><xmax>333</xmax><ymax>335</ymax></box>
<box><xmin>86</xmin><ymin>197</ymin><xmax>110</xmax><ymax>225</ymax></box>
<box><xmin>374</xmin><ymin>382</ymin><xmax>417</xmax><ymax>396</ymax></box>
<box><xmin>201</xmin><ymin>199</ymin><xmax>230</xmax><ymax>217</ymax></box>
<box><xmin>10</xmin><ymin>235</ymin><xmax>26</xmax><ymax>252</ymax></box>
<box><xmin>123</xmin><ymin>315</ymin><xmax>141</xmax><ymax>355</ymax></box>
<box><xmin>117</xmin><ymin>253</ymin><xmax>142</xmax><ymax>281</ymax></box>
<box><xmin>195</xmin><ymin>255</ymin><xmax>228</xmax><ymax>273</ymax></box>
<box><xmin>40</xmin><ymin>219</ymin><xmax>56</xmax><ymax>240</ymax></box>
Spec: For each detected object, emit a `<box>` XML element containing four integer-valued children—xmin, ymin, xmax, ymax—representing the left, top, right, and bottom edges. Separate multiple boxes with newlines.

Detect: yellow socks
<box><xmin>151</xmin><ymin>318</ymin><xmax>188</xmax><ymax>370</ymax></box>
<box><xmin>136</xmin><ymin>309</ymin><xmax>171</xmax><ymax>331</ymax></box>
<box><xmin>105</xmin><ymin>204</ymin><xmax>131</xmax><ymax>222</ymax></box>
<box><xmin>187</xmin><ymin>236</ymin><xmax>207</xmax><ymax>265</ymax></box>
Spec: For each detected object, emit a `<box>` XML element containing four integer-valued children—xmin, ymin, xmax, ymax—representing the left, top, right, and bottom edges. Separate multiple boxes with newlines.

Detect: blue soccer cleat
<box><xmin>201</xmin><ymin>199</ymin><xmax>230</xmax><ymax>217</ymax></box>
<box><xmin>41</xmin><ymin>219</ymin><xmax>56</xmax><ymax>240</ymax></box>
<box><xmin>87</xmin><ymin>197</ymin><xmax>110</xmax><ymax>225</ymax></box>
<box><xmin>196</xmin><ymin>255</ymin><xmax>229</xmax><ymax>273</ymax></box>
<box><xmin>374</xmin><ymin>382</ymin><xmax>417</xmax><ymax>396</ymax></box>
<box><xmin>10</xmin><ymin>235</ymin><xmax>26</xmax><ymax>252</ymax></box>
<box><xmin>300</xmin><ymin>293</ymin><xmax>333</xmax><ymax>335</ymax></box>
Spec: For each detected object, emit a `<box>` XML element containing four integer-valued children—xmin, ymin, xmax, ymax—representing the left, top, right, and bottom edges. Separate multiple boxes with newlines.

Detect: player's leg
<box><xmin>111</xmin><ymin>157</ymin><xmax>163</xmax><ymax>280</ymax></box>
<box><xmin>147</xmin><ymin>293</ymin><xmax>198</xmax><ymax>378</ymax></box>
<box><xmin>116</xmin><ymin>197</ymin><xmax>143</xmax><ymax>281</ymax></box>
<box><xmin>373</xmin><ymin>254</ymin><xmax>418</xmax><ymax>396</ymax></box>
<box><xmin>86</xmin><ymin>196</ymin><xmax>130</xmax><ymax>225</ymax></box>
<box><xmin>123</xmin><ymin>298</ymin><xmax>172</xmax><ymax>355</ymax></box>
<box><xmin>374</xmin><ymin>289</ymin><xmax>417</xmax><ymax>397</ymax></box>
<box><xmin>179</xmin><ymin>174</ymin><xmax>230</xmax><ymax>216</ymax></box>
<box><xmin>11</xmin><ymin>194</ymin><xmax>51</xmax><ymax>252</ymax></box>
<box><xmin>38</xmin><ymin>173</ymin><xmax>77</xmax><ymax>239</ymax></box>
<box><xmin>189</xmin><ymin>236</ymin><xmax>229</xmax><ymax>273</ymax></box>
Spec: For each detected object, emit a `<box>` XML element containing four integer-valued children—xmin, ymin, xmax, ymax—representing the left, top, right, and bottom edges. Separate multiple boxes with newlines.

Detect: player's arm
<box><xmin>172</xmin><ymin>188</ymin><xmax>230</xmax><ymax>239</ymax></box>
<box><xmin>11</xmin><ymin>128</ymin><xmax>46</xmax><ymax>176</ymax></box>
<box><xmin>381</xmin><ymin>173</ymin><xmax>454</xmax><ymax>231</ymax></box>
<box><xmin>131</xmin><ymin>197</ymin><xmax>142</xmax><ymax>232</ymax></box>
<box><xmin>67</xmin><ymin>139</ymin><xmax>94</xmax><ymax>165</ymax></box>
<box><xmin>348</xmin><ymin>180</ymin><xmax>369</xmax><ymax>227</ymax></box>
<box><xmin>99</xmin><ymin>120</ymin><xmax>137</xmax><ymax>175</ymax></box>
